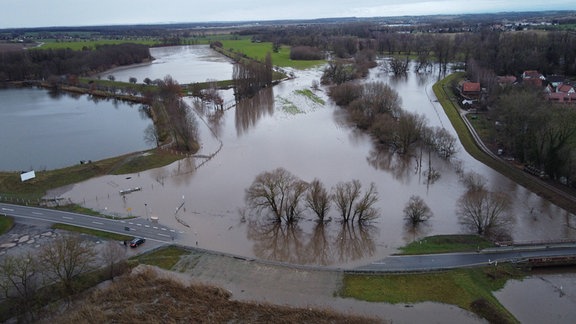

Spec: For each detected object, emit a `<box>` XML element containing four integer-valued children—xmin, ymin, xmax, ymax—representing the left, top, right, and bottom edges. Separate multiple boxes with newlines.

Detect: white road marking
<box><xmin>136</xmin><ymin>224</ymin><xmax>142</xmax><ymax>226</ymax></box>
<box><xmin>128</xmin><ymin>222</ymin><xmax>134</xmax><ymax>225</ymax></box>
<box><xmin>92</xmin><ymin>221</ymin><xmax>103</xmax><ymax>225</ymax></box>
<box><xmin>145</xmin><ymin>225</ymin><xmax>150</xmax><ymax>228</ymax></box>
<box><xmin>32</xmin><ymin>212</ymin><xmax>43</xmax><ymax>215</ymax></box>
<box><xmin>1</xmin><ymin>208</ymin><xmax>14</xmax><ymax>212</ymax></box>
<box><xmin>153</xmin><ymin>226</ymin><xmax>158</xmax><ymax>229</ymax></box>
<box><xmin>120</xmin><ymin>220</ymin><xmax>126</xmax><ymax>223</ymax></box>
<box><xmin>161</xmin><ymin>228</ymin><xmax>167</xmax><ymax>231</ymax></box>
<box><xmin>157</xmin><ymin>233</ymin><xmax>170</xmax><ymax>237</ymax></box>
<box><xmin>62</xmin><ymin>216</ymin><xmax>73</xmax><ymax>220</ymax></box>
<box><xmin>170</xmin><ymin>229</ymin><xmax>175</xmax><ymax>232</ymax></box>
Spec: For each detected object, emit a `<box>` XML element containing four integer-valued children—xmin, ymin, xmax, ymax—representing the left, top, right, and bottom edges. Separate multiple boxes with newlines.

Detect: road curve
<box><xmin>1</xmin><ymin>202</ymin><xmax>180</xmax><ymax>243</ymax></box>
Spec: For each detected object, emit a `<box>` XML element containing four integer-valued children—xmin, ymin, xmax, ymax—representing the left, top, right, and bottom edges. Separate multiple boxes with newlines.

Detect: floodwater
<box><xmin>494</xmin><ymin>269</ymin><xmax>576</xmax><ymax>324</ymax></box>
<box><xmin>40</xmin><ymin>46</ymin><xmax>576</xmax><ymax>323</ymax></box>
<box><xmin>0</xmin><ymin>88</ymin><xmax>152</xmax><ymax>171</ymax></box>
<box><xmin>97</xmin><ymin>45</ymin><xmax>234</xmax><ymax>84</ymax></box>
<box><xmin>49</xmin><ymin>57</ymin><xmax>576</xmax><ymax>268</ymax></box>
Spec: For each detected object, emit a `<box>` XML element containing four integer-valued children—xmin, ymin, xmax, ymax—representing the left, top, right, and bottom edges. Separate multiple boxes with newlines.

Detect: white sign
<box><xmin>20</xmin><ymin>170</ymin><xmax>36</xmax><ymax>182</ymax></box>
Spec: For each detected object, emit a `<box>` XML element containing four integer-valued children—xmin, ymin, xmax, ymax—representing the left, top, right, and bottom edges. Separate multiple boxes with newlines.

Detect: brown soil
<box><xmin>42</xmin><ymin>266</ymin><xmax>382</xmax><ymax>324</ymax></box>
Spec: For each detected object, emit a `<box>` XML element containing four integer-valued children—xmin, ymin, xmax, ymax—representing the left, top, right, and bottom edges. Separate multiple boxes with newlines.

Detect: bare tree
<box><xmin>333</xmin><ymin>180</ymin><xmax>362</xmax><ymax>222</ymax></box>
<box><xmin>432</xmin><ymin>127</ymin><xmax>458</xmax><ymax>159</ymax></box>
<box><xmin>333</xmin><ymin>180</ymin><xmax>379</xmax><ymax>223</ymax></box>
<box><xmin>245</xmin><ymin>168</ymin><xmax>308</xmax><ymax>223</ymax></box>
<box><xmin>102</xmin><ymin>241</ymin><xmax>127</xmax><ymax>280</ymax></box>
<box><xmin>388</xmin><ymin>56</ymin><xmax>409</xmax><ymax>75</ymax></box>
<box><xmin>456</xmin><ymin>189</ymin><xmax>512</xmax><ymax>239</ymax></box>
<box><xmin>354</xmin><ymin>182</ymin><xmax>379</xmax><ymax>223</ymax></box>
<box><xmin>305</xmin><ymin>178</ymin><xmax>331</xmax><ymax>222</ymax></box>
<box><xmin>40</xmin><ymin>235</ymin><xmax>97</xmax><ymax>293</ymax></box>
<box><xmin>403</xmin><ymin>195</ymin><xmax>433</xmax><ymax>227</ymax></box>
<box><xmin>0</xmin><ymin>252</ymin><xmax>40</xmax><ymax>320</ymax></box>
<box><xmin>460</xmin><ymin>171</ymin><xmax>487</xmax><ymax>192</ymax></box>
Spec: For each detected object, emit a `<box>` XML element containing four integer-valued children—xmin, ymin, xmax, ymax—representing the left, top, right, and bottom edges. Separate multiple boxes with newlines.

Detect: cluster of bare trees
<box><xmin>289</xmin><ymin>46</ymin><xmax>324</xmax><ymax>60</ymax></box>
<box><xmin>328</xmin><ymin>81</ymin><xmax>458</xmax><ymax>159</ymax></box>
<box><xmin>232</xmin><ymin>52</ymin><xmax>273</xmax><ymax>99</ymax></box>
<box><xmin>245</xmin><ymin>168</ymin><xmax>379</xmax><ymax>224</ymax></box>
<box><xmin>150</xmin><ymin>75</ymin><xmax>199</xmax><ymax>152</ymax></box>
<box><xmin>0</xmin><ymin>235</ymin><xmax>125</xmax><ymax>321</ymax></box>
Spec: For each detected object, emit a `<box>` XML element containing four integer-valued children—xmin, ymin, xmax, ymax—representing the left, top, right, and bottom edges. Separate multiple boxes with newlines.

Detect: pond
<box><xmin>49</xmin><ymin>54</ymin><xmax>576</xmax><ymax>268</ymax></box>
<box><xmin>0</xmin><ymin>88</ymin><xmax>152</xmax><ymax>171</ymax></box>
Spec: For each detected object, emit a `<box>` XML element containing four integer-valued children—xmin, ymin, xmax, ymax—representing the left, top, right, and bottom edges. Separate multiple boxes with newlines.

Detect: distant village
<box><xmin>460</xmin><ymin>70</ymin><xmax>575</xmax><ymax>107</ymax></box>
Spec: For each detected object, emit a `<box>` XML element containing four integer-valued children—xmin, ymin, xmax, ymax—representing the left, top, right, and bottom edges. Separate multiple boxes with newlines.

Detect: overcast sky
<box><xmin>1</xmin><ymin>0</ymin><xmax>573</xmax><ymax>29</ymax></box>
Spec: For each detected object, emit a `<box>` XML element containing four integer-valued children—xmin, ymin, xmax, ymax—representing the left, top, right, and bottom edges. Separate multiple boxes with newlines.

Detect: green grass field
<box><xmin>132</xmin><ymin>245</ymin><xmax>190</xmax><ymax>270</ymax></box>
<box><xmin>36</xmin><ymin>39</ymin><xmax>159</xmax><ymax>51</ymax></box>
<box><xmin>342</xmin><ymin>266</ymin><xmax>522</xmax><ymax>323</ymax></box>
<box><xmin>220</xmin><ymin>37</ymin><xmax>325</xmax><ymax>69</ymax></box>
<box><xmin>399</xmin><ymin>235</ymin><xmax>495</xmax><ymax>255</ymax></box>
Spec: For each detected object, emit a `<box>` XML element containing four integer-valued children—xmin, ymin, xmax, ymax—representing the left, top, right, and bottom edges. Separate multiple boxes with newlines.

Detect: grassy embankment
<box><xmin>342</xmin><ymin>234</ymin><xmax>522</xmax><ymax>323</ymax></box>
<box><xmin>433</xmin><ymin>73</ymin><xmax>576</xmax><ymax>215</ymax></box>
<box><xmin>398</xmin><ymin>234</ymin><xmax>495</xmax><ymax>255</ymax></box>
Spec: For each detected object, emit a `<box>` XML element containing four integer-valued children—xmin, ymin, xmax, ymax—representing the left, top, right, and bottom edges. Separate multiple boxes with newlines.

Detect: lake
<box><xmin>0</xmin><ymin>88</ymin><xmax>152</xmax><ymax>171</ymax></box>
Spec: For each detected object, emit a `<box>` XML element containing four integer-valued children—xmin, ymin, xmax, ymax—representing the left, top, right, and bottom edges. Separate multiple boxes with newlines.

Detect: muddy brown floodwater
<box><xmin>50</xmin><ymin>61</ymin><xmax>576</xmax><ymax>269</ymax></box>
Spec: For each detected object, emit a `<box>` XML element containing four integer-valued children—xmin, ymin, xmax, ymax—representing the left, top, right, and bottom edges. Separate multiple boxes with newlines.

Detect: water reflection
<box><xmin>334</xmin><ymin>222</ymin><xmax>377</xmax><ymax>264</ymax></box>
<box><xmin>193</xmin><ymin>101</ymin><xmax>226</xmax><ymax>138</ymax></box>
<box><xmin>248</xmin><ymin>220</ymin><xmax>306</xmax><ymax>264</ymax></box>
<box><xmin>248</xmin><ymin>219</ymin><xmax>378</xmax><ymax>266</ymax></box>
<box><xmin>235</xmin><ymin>87</ymin><xmax>274</xmax><ymax>136</ymax></box>
<box><xmin>367</xmin><ymin>146</ymin><xmax>413</xmax><ymax>183</ymax></box>
<box><xmin>403</xmin><ymin>222</ymin><xmax>433</xmax><ymax>243</ymax></box>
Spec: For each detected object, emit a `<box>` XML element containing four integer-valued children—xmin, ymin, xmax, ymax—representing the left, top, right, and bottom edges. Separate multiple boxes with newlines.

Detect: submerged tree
<box><xmin>245</xmin><ymin>168</ymin><xmax>308</xmax><ymax>223</ymax></box>
<box><xmin>332</xmin><ymin>180</ymin><xmax>379</xmax><ymax>223</ymax></box>
<box><xmin>305</xmin><ymin>178</ymin><xmax>331</xmax><ymax>222</ymax></box>
<box><xmin>456</xmin><ymin>188</ymin><xmax>512</xmax><ymax>239</ymax></box>
<box><xmin>403</xmin><ymin>195</ymin><xmax>433</xmax><ymax>227</ymax></box>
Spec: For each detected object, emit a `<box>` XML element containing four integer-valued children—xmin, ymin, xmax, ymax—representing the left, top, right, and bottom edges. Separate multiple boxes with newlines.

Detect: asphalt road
<box><xmin>1</xmin><ymin>202</ymin><xmax>180</xmax><ymax>243</ymax></box>
<box><xmin>355</xmin><ymin>245</ymin><xmax>576</xmax><ymax>272</ymax></box>
<box><xmin>4</xmin><ymin>202</ymin><xmax>576</xmax><ymax>272</ymax></box>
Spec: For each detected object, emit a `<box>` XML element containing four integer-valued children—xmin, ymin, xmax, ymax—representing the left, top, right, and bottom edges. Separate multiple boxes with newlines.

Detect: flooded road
<box><xmin>49</xmin><ymin>61</ymin><xmax>576</xmax><ymax>268</ymax></box>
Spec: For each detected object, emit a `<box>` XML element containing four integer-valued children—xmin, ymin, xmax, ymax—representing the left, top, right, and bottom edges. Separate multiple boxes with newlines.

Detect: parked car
<box><xmin>129</xmin><ymin>237</ymin><xmax>145</xmax><ymax>248</ymax></box>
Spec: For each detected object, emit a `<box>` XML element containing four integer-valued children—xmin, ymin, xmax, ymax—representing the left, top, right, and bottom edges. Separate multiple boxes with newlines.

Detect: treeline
<box><xmin>0</xmin><ymin>43</ymin><xmax>151</xmax><ymax>81</ymax></box>
<box><xmin>232</xmin><ymin>52</ymin><xmax>273</xmax><ymax>99</ymax></box>
<box><xmin>239</xmin><ymin>23</ymin><xmax>576</xmax><ymax>76</ymax></box>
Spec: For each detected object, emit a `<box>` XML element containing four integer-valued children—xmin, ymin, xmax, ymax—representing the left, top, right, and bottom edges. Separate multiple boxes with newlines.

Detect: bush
<box><xmin>289</xmin><ymin>46</ymin><xmax>324</xmax><ymax>60</ymax></box>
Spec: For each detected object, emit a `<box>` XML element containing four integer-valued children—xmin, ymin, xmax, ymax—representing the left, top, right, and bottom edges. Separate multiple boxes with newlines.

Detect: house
<box><xmin>522</xmin><ymin>70</ymin><xmax>545</xmax><ymax>87</ymax></box>
<box><xmin>461</xmin><ymin>81</ymin><xmax>481</xmax><ymax>99</ymax></box>
<box><xmin>547</xmin><ymin>84</ymin><xmax>575</xmax><ymax>103</ymax></box>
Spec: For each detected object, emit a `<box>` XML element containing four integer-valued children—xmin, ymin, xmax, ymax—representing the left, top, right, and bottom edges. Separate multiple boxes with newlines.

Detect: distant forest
<box><xmin>0</xmin><ymin>43</ymin><xmax>150</xmax><ymax>81</ymax></box>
